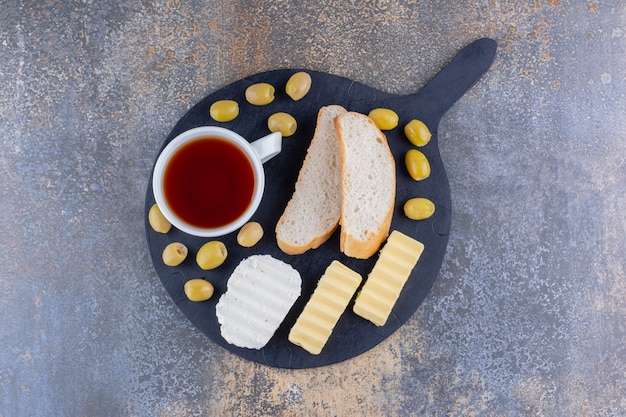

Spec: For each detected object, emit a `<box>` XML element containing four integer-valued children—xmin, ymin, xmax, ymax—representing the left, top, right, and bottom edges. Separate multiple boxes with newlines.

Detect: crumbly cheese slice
<box><xmin>288</xmin><ymin>261</ymin><xmax>362</xmax><ymax>355</ymax></box>
<box><xmin>353</xmin><ymin>231</ymin><xmax>424</xmax><ymax>326</ymax></box>
<box><xmin>215</xmin><ymin>255</ymin><xmax>302</xmax><ymax>349</ymax></box>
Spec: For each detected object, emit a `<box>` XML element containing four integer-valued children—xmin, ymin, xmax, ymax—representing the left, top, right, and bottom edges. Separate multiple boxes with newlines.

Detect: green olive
<box><xmin>184</xmin><ymin>279</ymin><xmax>215</xmax><ymax>302</ymax></box>
<box><xmin>245</xmin><ymin>83</ymin><xmax>275</xmax><ymax>105</ymax></box>
<box><xmin>196</xmin><ymin>241</ymin><xmax>227</xmax><ymax>270</ymax></box>
<box><xmin>162</xmin><ymin>242</ymin><xmax>188</xmax><ymax>266</ymax></box>
<box><xmin>210</xmin><ymin>100</ymin><xmax>239</xmax><ymax>122</ymax></box>
<box><xmin>148</xmin><ymin>203</ymin><xmax>171</xmax><ymax>233</ymax></box>
<box><xmin>404</xmin><ymin>198</ymin><xmax>435</xmax><ymax>220</ymax></box>
<box><xmin>404</xmin><ymin>119</ymin><xmax>431</xmax><ymax>147</ymax></box>
<box><xmin>237</xmin><ymin>222</ymin><xmax>264</xmax><ymax>247</ymax></box>
<box><xmin>285</xmin><ymin>72</ymin><xmax>312</xmax><ymax>101</ymax></box>
<box><xmin>268</xmin><ymin>112</ymin><xmax>297</xmax><ymax>137</ymax></box>
<box><xmin>368</xmin><ymin>108</ymin><xmax>399</xmax><ymax>130</ymax></box>
<box><xmin>405</xmin><ymin>149</ymin><xmax>431</xmax><ymax>181</ymax></box>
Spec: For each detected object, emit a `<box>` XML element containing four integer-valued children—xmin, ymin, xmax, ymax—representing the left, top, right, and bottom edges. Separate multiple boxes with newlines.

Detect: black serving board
<box><xmin>145</xmin><ymin>38</ymin><xmax>497</xmax><ymax>368</ymax></box>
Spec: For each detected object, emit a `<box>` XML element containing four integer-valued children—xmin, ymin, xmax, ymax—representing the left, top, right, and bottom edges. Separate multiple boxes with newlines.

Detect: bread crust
<box><xmin>276</xmin><ymin>226</ymin><xmax>337</xmax><ymax>255</ymax></box>
<box><xmin>340</xmin><ymin>204</ymin><xmax>394</xmax><ymax>259</ymax></box>
<box><xmin>335</xmin><ymin>112</ymin><xmax>396</xmax><ymax>259</ymax></box>
<box><xmin>275</xmin><ymin>105</ymin><xmax>347</xmax><ymax>255</ymax></box>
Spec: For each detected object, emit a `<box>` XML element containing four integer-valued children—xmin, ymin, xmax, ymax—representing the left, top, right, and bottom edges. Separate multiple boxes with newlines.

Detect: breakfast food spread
<box><xmin>215</xmin><ymin>255</ymin><xmax>302</xmax><ymax>349</ymax></box>
<box><xmin>288</xmin><ymin>260</ymin><xmax>362</xmax><ymax>355</ymax></box>
<box><xmin>353</xmin><ymin>231</ymin><xmax>424</xmax><ymax>326</ymax></box>
<box><xmin>150</xmin><ymin>103</ymin><xmax>431</xmax><ymax>352</ymax></box>
<box><xmin>149</xmin><ymin>69</ymin><xmax>436</xmax><ymax>356</ymax></box>
<box><xmin>335</xmin><ymin>111</ymin><xmax>396</xmax><ymax>259</ymax></box>
<box><xmin>145</xmin><ymin>38</ymin><xmax>499</xmax><ymax>367</ymax></box>
<box><xmin>276</xmin><ymin>105</ymin><xmax>347</xmax><ymax>254</ymax></box>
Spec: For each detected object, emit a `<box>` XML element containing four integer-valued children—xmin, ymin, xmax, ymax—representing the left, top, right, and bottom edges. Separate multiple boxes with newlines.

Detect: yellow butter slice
<box><xmin>353</xmin><ymin>230</ymin><xmax>424</xmax><ymax>326</ymax></box>
<box><xmin>289</xmin><ymin>260</ymin><xmax>362</xmax><ymax>354</ymax></box>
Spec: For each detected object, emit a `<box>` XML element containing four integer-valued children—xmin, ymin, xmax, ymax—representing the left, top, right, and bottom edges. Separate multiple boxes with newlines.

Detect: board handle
<box><xmin>387</xmin><ymin>38</ymin><xmax>497</xmax><ymax>126</ymax></box>
<box><xmin>425</xmin><ymin>38</ymin><xmax>496</xmax><ymax>120</ymax></box>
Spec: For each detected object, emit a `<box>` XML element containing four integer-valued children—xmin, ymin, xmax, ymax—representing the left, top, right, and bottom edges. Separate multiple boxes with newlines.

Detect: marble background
<box><xmin>1</xmin><ymin>1</ymin><xmax>624</xmax><ymax>416</ymax></box>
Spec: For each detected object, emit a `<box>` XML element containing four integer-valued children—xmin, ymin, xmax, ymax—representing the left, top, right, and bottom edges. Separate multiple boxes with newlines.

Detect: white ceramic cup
<box><xmin>152</xmin><ymin>126</ymin><xmax>282</xmax><ymax>237</ymax></box>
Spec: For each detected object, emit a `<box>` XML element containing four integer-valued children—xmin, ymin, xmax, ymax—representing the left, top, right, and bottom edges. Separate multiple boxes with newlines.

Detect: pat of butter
<box><xmin>353</xmin><ymin>230</ymin><xmax>424</xmax><ymax>326</ymax></box>
<box><xmin>288</xmin><ymin>260</ymin><xmax>362</xmax><ymax>355</ymax></box>
<box><xmin>216</xmin><ymin>255</ymin><xmax>301</xmax><ymax>350</ymax></box>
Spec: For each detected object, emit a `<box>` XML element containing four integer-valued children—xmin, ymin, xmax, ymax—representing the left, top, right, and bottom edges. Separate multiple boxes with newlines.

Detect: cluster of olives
<box><xmin>148</xmin><ymin>204</ymin><xmax>264</xmax><ymax>302</ymax></box>
<box><xmin>158</xmin><ymin>238</ymin><xmax>225</xmax><ymax>302</ymax></box>
<box><xmin>209</xmin><ymin>71</ymin><xmax>312</xmax><ymax>138</ymax></box>
<box><xmin>367</xmin><ymin>108</ymin><xmax>435</xmax><ymax>221</ymax></box>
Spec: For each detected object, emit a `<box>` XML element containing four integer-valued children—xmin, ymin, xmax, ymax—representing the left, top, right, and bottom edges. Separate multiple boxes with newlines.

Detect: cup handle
<box><xmin>250</xmin><ymin>131</ymin><xmax>282</xmax><ymax>164</ymax></box>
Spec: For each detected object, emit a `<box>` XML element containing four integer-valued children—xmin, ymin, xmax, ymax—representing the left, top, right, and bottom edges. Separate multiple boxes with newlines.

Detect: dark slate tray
<box><xmin>145</xmin><ymin>38</ymin><xmax>497</xmax><ymax>368</ymax></box>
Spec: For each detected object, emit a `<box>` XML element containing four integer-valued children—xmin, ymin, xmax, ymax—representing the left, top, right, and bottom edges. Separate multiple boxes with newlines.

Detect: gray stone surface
<box><xmin>1</xmin><ymin>1</ymin><xmax>624</xmax><ymax>416</ymax></box>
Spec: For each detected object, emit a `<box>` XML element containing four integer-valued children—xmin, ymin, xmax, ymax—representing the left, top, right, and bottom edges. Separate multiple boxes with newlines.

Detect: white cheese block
<box><xmin>215</xmin><ymin>254</ymin><xmax>302</xmax><ymax>349</ymax></box>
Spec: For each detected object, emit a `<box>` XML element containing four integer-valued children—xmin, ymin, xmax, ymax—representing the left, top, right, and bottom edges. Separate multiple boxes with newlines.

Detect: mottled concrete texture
<box><xmin>1</xmin><ymin>1</ymin><xmax>624</xmax><ymax>416</ymax></box>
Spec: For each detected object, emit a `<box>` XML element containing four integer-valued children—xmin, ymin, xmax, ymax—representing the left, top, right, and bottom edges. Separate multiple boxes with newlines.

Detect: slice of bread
<box><xmin>334</xmin><ymin>112</ymin><xmax>396</xmax><ymax>259</ymax></box>
<box><xmin>276</xmin><ymin>105</ymin><xmax>347</xmax><ymax>254</ymax></box>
